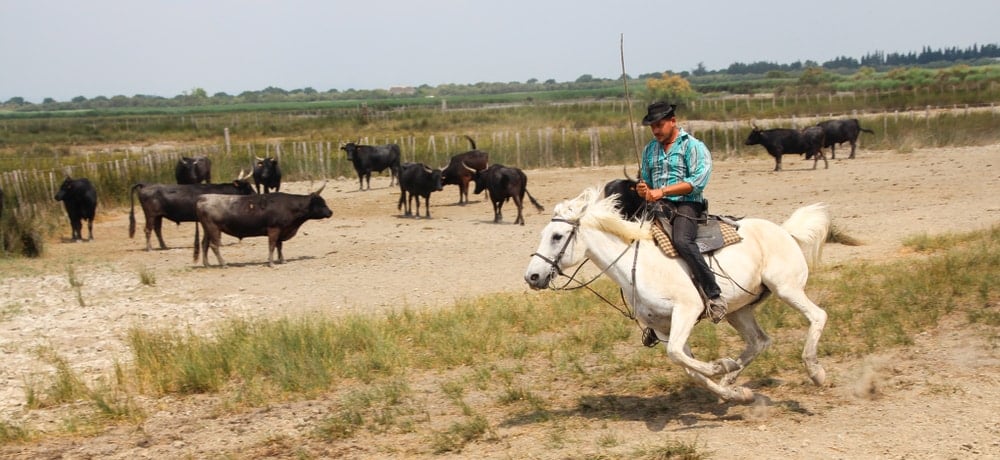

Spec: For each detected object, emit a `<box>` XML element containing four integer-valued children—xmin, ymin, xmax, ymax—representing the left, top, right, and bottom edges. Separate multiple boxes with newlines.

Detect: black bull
<box><xmin>175</xmin><ymin>156</ymin><xmax>212</xmax><ymax>184</ymax></box>
<box><xmin>441</xmin><ymin>135</ymin><xmax>489</xmax><ymax>204</ymax></box>
<box><xmin>471</xmin><ymin>164</ymin><xmax>544</xmax><ymax>225</ymax></box>
<box><xmin>745</xmin><ymin>126</ymin><xmax>828</xmax><ymax>171</ymax></box>
<box><xmin>55</xmin><ymin>176</ymin><xmax>98</xmax><ymax>241</ymax></box>
<box><xmin>397</xmin><ymin>162</ymin><xmax>443</xmax><ymax>218</ymax></box>
<box><xmin>816</xmin><ymin>118</ymin><xmax>875</xmax><ymax>159</ymax></box>
<box><xmin>195</xmin><ymin>185</ymin><xmax>332</xmax><ymax>267</ymax></box>
<box><xmin>602</xmin><ymin>178</ymin><xmax>646</xmax><ymax>220</ymax></box>
<box><xmin>129</xmin><ymin>178</ymin><xmax>255</xmax><ymax>251</ymax></box>
<box><xmin>341</xmin><ymin>142</ymin><xmax>402</xmax><ymax>190</ymax></box>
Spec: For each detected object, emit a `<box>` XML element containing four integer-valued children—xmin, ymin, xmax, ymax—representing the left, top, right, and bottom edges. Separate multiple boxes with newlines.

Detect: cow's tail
<box><xmin>464</xmin><ymin>135</ymin><xmax>476</xmax><ymax>150</ymax></box>
<box><xmin>128</xmin><ymin>183</ymin><xmax>142</xmax><ymax>238</ymax></box>
<box><xmin>860</xmin><ymin>127</ymin><xmax>875</xmax><ymax>135</ymax></box>
<box><xmin>525</xmin><ymin>189</ymin><xmax>544</xmax><ymax>212</ymax></box>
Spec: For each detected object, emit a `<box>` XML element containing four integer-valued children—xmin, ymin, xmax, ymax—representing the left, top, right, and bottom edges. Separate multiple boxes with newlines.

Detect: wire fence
<box><xmin>2</xmin><ymin>105</ymin><xmax>998</xmax><ymax>223</ymax></box>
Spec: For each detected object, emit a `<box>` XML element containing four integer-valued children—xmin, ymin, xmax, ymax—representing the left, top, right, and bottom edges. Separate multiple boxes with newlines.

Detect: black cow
<box><xmin>441</xmin><ymin>135</ymin><xmax>489</xmax><ymax>204</ymax></box>
<box><xmin>816</xmin><ymin>118</ymin><xmax>875</xmax><ymax>159</ymax></box>
<box><xmin>602</xmin><ymin>178</ymin><xmax>646</xmax><ymax>220</ymax></box>
<box><xmin>129</xmin><ymin>172</ymin><xmax>255</xmax><ymax>251</ymax></box>
<box><xmin>175</xmin><ymin>156</ymin><xmax>212</xmax><ymax>184</ymax></box>
<box><xmin>397</xmin><ymin>162</ymin><xmax>444</xmax><ymax>218</ymax></box>
<box><xmin>195</xmin><ymin>185</ymin><xmax>332</xmax><ymax>267</ymax></box>
<box><xmin>54</xmin><ymin>176</ymin><xmax>98</xmax><ymax>242</ymax></box>
<box><xmin>341</xmin><ymin>142</ymin><xmax>401</xmax><ymax>190</ymax></box>
<box><xmin>471</xmin><ymin>164</ymin><xmax>544</xmax><ymax>225</ymax></box>
<box><xmin>745</xmin><ymin>126</ymin><xmax>828</xmax><ymax>171</ymax></box>
<box><xmin>252</xmin><ymin>156</ymin><xmax>282</xmax><ymax>194</ymax></box>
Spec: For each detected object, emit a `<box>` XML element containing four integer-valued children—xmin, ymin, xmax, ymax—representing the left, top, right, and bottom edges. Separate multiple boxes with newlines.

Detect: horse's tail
<box><xmin>781</xmin><ymin>203</ymin><xmax>830</xmax><ymax>268</ymax></box>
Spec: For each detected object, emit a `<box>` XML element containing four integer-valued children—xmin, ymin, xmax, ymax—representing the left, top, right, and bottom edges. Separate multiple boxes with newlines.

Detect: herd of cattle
<box><xmin>10</xmin><ymin>117</ymin><xmax>870</xmax><ymax>265</ymax></box>
<box><xmin>745</xmin><ymin>117</ymin><xmax>875</xmax><ymax>171</ymax></box>
<box><xmin>33</xmin><ymin>137</ymin><xmax>544</xmax><ymax>266</ymax></box>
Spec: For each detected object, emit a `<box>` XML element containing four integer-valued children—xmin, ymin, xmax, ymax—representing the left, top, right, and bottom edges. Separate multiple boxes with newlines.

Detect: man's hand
<box><xmin>635</xmin><ymin>181</ymin><xmax>663</xmax><ymax>202</ymax></box>
<box><xmin>635</xmin><ymin>181</ymin><xmax>649</xmax><ymax>198</ymax></box>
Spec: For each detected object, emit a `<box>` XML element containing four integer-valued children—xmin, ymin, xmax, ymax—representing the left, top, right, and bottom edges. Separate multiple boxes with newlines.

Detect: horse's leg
<box><xmin>773</xmin><ymin>288</ymin><xmax>828</xmax><ymax>385</ymax></box>
<box><xmin>719</xmin><ymin>306</ymin><xmax>772</xmax><ymax>386</ymax></box>
<box><xmin>663</xmin><ymin>305</ymin><xmax>754</xmax><ymax>402</ymax></box>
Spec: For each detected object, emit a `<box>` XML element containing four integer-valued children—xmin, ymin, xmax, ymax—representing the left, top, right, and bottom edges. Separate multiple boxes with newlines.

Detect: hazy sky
<box><xmin>2</xmin><ymin>0</ymin><xmax>997</xmax><ymax>103</ymax></box>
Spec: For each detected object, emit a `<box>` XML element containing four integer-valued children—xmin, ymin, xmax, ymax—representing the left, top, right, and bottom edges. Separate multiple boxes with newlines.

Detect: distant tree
<box><xmin>798</xmin><ymin>66</ymin><xmax>828</xmax><ymax>86</ymax></box>
<box><xmin>526</xmin><ymin>78</ymin><xmax>538</xmax><ymax>84</ymax></box>
<box><xmin>43</xmin><ymin>97</ymin><xmax>56</xmax><ymax>104</ymax></box>
<box><xmin>110</xmin><ymin>95</ymin><xmax>130</xmax><ymax>107</ymax></box>
<box><xmin>575</xmin><ymin>74</ymin><xmax>594</xmax><ymax>83</ymax></box>
<box><xmin>188</xmin><ymin>87</ymin><xmax>208</xmax><ymax>99</ymax></box>
<box><xmin>852</xmin><ymin>66</ymin><xmax>877</xmax><ymax>80</ymax></box>
<box><xmin>71</xmin><ymin>96</ymin><xmax>87</xmax><ymax>103</ymax></box>
<box><xmin>4</xmin><ymin>97</ymin><xmax>26</xmax><ymax>106</ymax></box>
<box><xmin>692</xmin><ymin>62</ymin><xmax>708</xmax><ymax>76</ymax></box>
<box><xmin>544</xmin><ymin>78</ymin><xmax>556</xmax><ymax>84</ymax></box>
<box><xmin>645</xmin><ymin>72</ymin><xmax>697</xmax><ymax>104</ymax></box>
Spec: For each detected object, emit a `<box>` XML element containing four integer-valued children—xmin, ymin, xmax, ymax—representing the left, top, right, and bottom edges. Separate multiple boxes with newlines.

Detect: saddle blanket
<box><xmin>651</xmin><ymin>216</ymin><xmax>742</xmax><ymax>257</ymax></box>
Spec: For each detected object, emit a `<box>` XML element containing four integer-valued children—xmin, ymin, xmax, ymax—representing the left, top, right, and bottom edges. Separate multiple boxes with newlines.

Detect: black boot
<box><xmin>641</xmin><ymin>327</ymin><xmax>660</xmax><ymax>347</ymax></box>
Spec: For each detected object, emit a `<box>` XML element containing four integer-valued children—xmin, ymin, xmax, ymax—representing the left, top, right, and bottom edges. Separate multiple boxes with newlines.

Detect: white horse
<box><xmin>524</xmin><ymin>187</ymin><xmax>830</xmax><ymax>402</ymax></box>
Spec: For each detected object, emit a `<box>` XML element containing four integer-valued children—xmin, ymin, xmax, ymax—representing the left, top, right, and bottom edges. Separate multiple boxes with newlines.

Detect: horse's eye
<box><xmin>552</xmin><ymin>234</ymin><xmax>563</xmax><ymax>242</ymax></box>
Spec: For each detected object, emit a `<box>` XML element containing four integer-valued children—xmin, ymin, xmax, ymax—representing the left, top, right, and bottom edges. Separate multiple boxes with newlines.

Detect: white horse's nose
<box><xmin>524</xmin><ymin>271</ymin><xmax>549</xmax><ymax>290</ymax></box>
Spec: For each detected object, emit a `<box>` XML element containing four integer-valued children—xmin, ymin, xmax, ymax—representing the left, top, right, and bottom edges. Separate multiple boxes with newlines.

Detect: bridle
<box><xmin>529</xmin><ymin>217</ymin><xmax>639</xmax><ymax>320</ymax></box>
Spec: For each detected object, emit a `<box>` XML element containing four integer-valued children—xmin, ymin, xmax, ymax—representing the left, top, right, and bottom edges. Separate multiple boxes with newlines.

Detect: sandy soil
<box><xmin>0</xmin><ymin>144</ymin><xmax>998</xmax><ymax>458</ymax></box>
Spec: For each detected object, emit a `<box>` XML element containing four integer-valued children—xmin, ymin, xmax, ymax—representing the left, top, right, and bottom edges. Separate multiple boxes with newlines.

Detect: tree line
<box><xmin>2</xmin><ymin>43</ymin><xmax>998</xmax><ymax>111</ymax></box>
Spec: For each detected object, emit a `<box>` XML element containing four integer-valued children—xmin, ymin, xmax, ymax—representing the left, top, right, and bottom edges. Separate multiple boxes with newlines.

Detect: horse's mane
<box><xmin>553</xmin><ymin>187</ymin><xmax>652</xmax><ymax>243</ymax></box>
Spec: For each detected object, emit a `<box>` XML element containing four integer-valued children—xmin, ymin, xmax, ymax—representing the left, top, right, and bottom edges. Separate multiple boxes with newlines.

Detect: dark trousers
<box><xmin>667</xmin><ymin>200</ymin><xmax>722</xmax><ymax>299</ymax></box>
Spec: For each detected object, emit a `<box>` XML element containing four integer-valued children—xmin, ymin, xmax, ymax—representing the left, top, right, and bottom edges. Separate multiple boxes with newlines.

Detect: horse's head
<box><xmin>524</xmin><ymin>187</ymin><xmax>602</xmax><ymax>289</ymax></box>
<box><xmin>525</xmin><ymin>186</ymin><xmax>652</xmax><ymax>289</ymax></box>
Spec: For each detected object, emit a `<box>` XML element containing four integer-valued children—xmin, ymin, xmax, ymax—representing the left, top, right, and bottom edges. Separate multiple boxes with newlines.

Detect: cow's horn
<box><xmin>314</xmin><ymin>181</ymin><xmax>327</xmax><ymax>195</ymax></box>
<box><xmin>255</xmin><ymin>156</ymin><xmax>264</xmax><ymax>161</ymax></box>
<box><xmin>237</xmin><ymin>169</ymin><xmax>246</xmax><ymax>180</ymax></box>
<box><xmin>461</xmin><ymin>161</ymin><xmax>476</xmax><ymax>173</ymax></box>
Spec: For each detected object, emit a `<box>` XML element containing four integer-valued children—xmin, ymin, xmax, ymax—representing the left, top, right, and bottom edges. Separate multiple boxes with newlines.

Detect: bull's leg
<box><xmin>86</xmin><ymin>218</ymin><xmax>94</xmax><ymax>241</ymax></box>
<box><xmin>152</xmin><ymin>216</ymin><xmax>167</xmax><ymax>250</ymax></box>
<box><xmin>70</xmin><ymin>218</ymin><xmax>82</xmax><ymax>241</ymax></box>
<box><xmin>513</xmin><ymin>195</ymin><xmax>525</xmax><ymax>225</ymax></box>
<box><xmin>493</xmin><ymin>201</ymin><xmax>502</xmax><ymax>223</ymax></box>
<box><xmin>422</xmin><ymin>196</ymin><xmax>431</xmax><ymax>218</ymax></box>
<box><xmin>848</xmin><ymin>141</ymin><xmax>857</xmax><ymax>159</ymax></box>
<box><xmin>458</xmin><ymin>183</ymin><xmax>468</xmax><ymax>205</ymax></box>
<box><xmin>774</xmin><ymin>155</ymin><xmax>781</xmax><ymax>171</ymax></box>
<box><xmin>830</xmin><ymin>145</ymin><xmax>837</xmax><ymax>160</ymax></box>
<box><xmin>205</xmin><ymin>232</ymin><xmax>225</xmax><ymax>267</ymax></box>
<box><xmin>276</xmin><ymin>240</ymin><xmax>284</xmax><ymax>264</ymax></box>
<box><xmin>266</xmin><ymin>230</ymin><xmax>281</xmax><ymax>267</ymax></box>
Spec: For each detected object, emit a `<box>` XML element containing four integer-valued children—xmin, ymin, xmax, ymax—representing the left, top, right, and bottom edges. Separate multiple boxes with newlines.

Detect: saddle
<box><xmin>650</xmin><ymin>214</ymin><xmax>742</xmax><ymax>257</ymax></box>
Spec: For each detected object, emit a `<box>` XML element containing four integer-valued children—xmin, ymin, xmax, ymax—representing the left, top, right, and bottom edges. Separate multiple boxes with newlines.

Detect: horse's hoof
<box><xmin>733</xmin><ymin>387</ymin><xmax>755</xmax><ymax>403</ymax></box>
<box><xmin>810</xmin><ymin>366</ymin><xmax>827</xmax><ymax>386</ymax></box>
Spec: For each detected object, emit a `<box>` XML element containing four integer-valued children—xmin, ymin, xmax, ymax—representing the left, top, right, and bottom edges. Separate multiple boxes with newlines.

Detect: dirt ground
<box><xmin>0</xmin><ymin>144</ymin><xmax>998</xmax><ymax>458</ymax></box>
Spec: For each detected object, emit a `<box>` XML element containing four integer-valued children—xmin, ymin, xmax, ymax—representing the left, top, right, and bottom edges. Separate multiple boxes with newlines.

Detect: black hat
<box><xmin>641</xmin><ymin>101</ymin><xmax>677</xmax><ymax>125</ymax></box>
